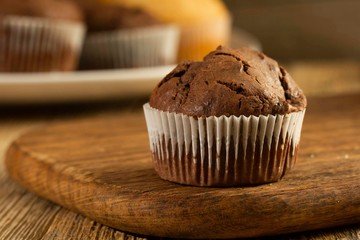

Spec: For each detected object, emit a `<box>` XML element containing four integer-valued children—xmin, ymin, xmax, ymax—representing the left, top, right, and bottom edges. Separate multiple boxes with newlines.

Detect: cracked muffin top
<box><xmin>149</xmin><ymin>46</ymin><xmax>307</xmax><ymax>117</ymax></box>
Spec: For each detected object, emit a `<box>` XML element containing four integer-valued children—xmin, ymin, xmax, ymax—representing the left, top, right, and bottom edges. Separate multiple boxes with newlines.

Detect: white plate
<box><xmin>0</xmin><ymin>65</ymin><xmax>175</xmax><ymax>104</ymax></box>
<box><xmin>0</xmin><ymin>29</ymin><xmax>261</xmax><ymax>104</ymax></box>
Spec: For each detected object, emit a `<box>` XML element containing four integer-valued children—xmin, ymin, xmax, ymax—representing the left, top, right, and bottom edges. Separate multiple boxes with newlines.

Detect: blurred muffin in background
<box><xmin>100</xmin><ymin>0</ymin><xmax>231</xmax><ymax>61</ymax></box>
<box><xmin>86</xmin><ymin>5</ymin><xmax>160</xmax><ymax>32</ymax></box>
<box><xmin>0</xmin><ymin>0</ymin><xmax>85</xmax><ymax>72</ymax></box>
<box><xmin>79</xmin><ymin>3</ymin><xmax>179</xmax><ymax>69</ymax></box>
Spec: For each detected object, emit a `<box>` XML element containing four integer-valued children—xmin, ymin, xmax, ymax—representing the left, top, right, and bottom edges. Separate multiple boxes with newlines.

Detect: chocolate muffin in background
<box><xmin>144</xmin><ymin>46</ymin><xmax>307</xmax><ymax>187</ymax></box>
<box><xmin>0</xmin><ymin>0</ymin><xmax>83</xmax><ymax>22</ymax></box>
<box><xmin>85</xmin><ymin>5</ymin><xmax>160</xmax><ymax>32</ymax></box>
<box><xmin>79</xmin><ymin>3</ymin><xmax>179</xmax><ymax>70</ymax></box>
<box><xmin>0</xmin><ymin>0</ymin><xmax>85</xmax><ymax>72</ymax></box>
<box><xmin>98</xmin><ymin>0</ymin><xmax>231</xmax><ymax>62</ymax></box>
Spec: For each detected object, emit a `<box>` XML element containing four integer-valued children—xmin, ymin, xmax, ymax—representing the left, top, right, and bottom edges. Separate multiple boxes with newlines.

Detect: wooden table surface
<box><xmin>0</xmin><ymin>61</ymin><xmax>360</xmax><ymax>240</ymax></box>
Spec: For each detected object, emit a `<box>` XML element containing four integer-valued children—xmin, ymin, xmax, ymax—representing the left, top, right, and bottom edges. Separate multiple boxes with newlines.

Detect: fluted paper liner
<box><xmin>143</xmin><ymin>103</ymin><xmax>306</xmax><ymax>186</ymax></box>
<box><xmin>0</xmin><ymin>16</ymin><xmax>85</xmax><ymax>72</ymax></box>
<box><xmin>80</xmin><ymin>25</ymin><xmax>179</xmax><ymax>69</ymax></box>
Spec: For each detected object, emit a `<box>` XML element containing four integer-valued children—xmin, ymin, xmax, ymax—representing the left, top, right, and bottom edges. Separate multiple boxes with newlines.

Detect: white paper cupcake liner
<box><xmin>143</xmin><ymin>103</ymin><xmax>306</xmax><ymax>186</ymax></box>
<box><xmin>0</xmin><ymin>16</ymin><xmax>85</xmax><ymax>72</ymax></box>
<box><xmin>80</xmin><ymin>25</ymin><xmax>179</xmax><ymax>69</ymax></box>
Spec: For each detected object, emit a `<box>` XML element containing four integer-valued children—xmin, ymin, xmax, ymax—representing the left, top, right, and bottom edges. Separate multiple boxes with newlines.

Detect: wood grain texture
<box><xmin>288</xmin><ymin>61</ymin><xmax>360</xmax><ymax>97</ymax></box>
<box><xmin>0</xmin><ymin>105</ymin><xmax>148</xmax><ymax>240</ymax></box>
<box><xmin>4</xmin><ymin>94</ymin><xmax>360</xmax><ymax>239</ymax></box>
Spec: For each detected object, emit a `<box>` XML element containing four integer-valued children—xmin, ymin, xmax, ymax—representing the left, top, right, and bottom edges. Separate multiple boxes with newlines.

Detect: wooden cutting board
<box><xmin>5</xmin><ymin>94</ymin><xmax>360</xmax><ymax>239</ymax></box>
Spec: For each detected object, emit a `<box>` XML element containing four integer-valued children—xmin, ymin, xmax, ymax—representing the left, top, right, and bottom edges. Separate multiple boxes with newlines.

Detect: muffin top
<box><xmin>84</xmin><ymin>5</ymin><xmax>161</xmax><ymax>32</ymax></box>
<box><xmin>0</xmin><ymin>0</ymin><xmax>84</xmax><ymax>22</ymax></box>
<box><xmin>150</xmin><ymin>46</ymin><xmax>307</xmax><ymax>117</ymax></box>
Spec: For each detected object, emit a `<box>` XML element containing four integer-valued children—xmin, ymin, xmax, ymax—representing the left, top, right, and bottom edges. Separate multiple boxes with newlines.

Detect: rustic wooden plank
<box><xmin>288</xmin><ymin>61</ymin><xmax>360</xmax><ymax>97</ymax></box>
<box><xmin>0</xmin><ymin>181</ymin><xmax>60</xmax><ymax>240</ymax></box>
<box><xmin>0</xmin><ymin>122</ymin><xmax>60</xmax><ymax>240</ymax></box>
<box><xmin>277</xmin><ymin>225</ymin><xmax>360</xmax><ymax>240</ymax></box>
<box><xmin>0</xmin><ymin>103</ymin><xmax>151</xmax><ymax>240</ymax></box>
<box><xmin>1</xmin><ymin>95</ymin><xmax>359</xmax><ymax>240</ymax></box>
<box><xmin>41</xmin><ymin>209</ymin><xmax>146</xmax><ymax>240</ymax></box>
<box><xmin>0</xmin><ymin>111</ymin><xmax>148</xmax><ymax>240</ymax></box>
<box><xmin>4</xmin><ymin>94</ymin><xmax>360</xmax><ymax>239</ymax></box>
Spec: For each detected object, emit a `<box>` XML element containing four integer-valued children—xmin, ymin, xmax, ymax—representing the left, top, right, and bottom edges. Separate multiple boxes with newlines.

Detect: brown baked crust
<box><xmin>84</xmin><ymin>4</ymin><xmax>160</xmax><ymax>32</ymax></box>
<box><xmin>150</xmin><ymin>46</ymin><xmax>307</xmax><ymax>117</ymax></box>
<box><xmin>0</xmin><ymin>0</ymin><xmax>83</xmax><ymax>22</ymax></box>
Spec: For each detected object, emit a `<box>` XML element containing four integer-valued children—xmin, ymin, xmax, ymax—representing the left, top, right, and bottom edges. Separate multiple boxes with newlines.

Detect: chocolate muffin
<box><xmin>0</xmin><ymin>0</ymin><xmax>85</xmax><ymax>72</ymax></box>
<box><xmin>144</xmin><ymin>46</ymin><xmax>307</xmax><ymax>186</ymax></box>
<box><xmin>84</xmin><ymin>5</ymin><xmax>160</xmax><ymax>32</ymax></box>
<box><xmin>79</xmin><ymin>4</ymin><xmax>179</xmax><ymax>69</ymax></box>
<box><xmin>150</xmin><ymin>46</ymin><xmax>306</xmax><ymax>117</ymax></box>
<box><xmin>98</xmin><ymin>0</ymin><xmax>231</xmax><ymax>62</ymax></box>
<box><xmin>0</xmin><ymin>0</ymin><xmax>83</xmax><ymax>22</ymax></box>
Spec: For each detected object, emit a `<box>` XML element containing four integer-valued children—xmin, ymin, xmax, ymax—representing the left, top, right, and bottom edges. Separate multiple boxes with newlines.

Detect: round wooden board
<box><xmin>5</xmin><ymin>97</ymin><xmax>360</xmax><ymax>239</ymax></box>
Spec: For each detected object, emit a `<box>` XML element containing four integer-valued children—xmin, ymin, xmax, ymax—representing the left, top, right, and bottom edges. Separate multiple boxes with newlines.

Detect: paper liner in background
<box><xmin>0</xmin><ymin>16</ymin><xmax>85</xmax><ymax>72</ymax></box>
<box><xmin>177</xmin><ymin>16</ymin><xmax>231</xmax><ymax>61</ymax></box>
<box><xmin>80</xmin><ymin>25</ymin><xmax>179</xmax><ymax>70</ymax></box>
<box><xmin>143</xmin><ymin>103</ymin><xmax>306</xmax><ymax>187</ymax></box>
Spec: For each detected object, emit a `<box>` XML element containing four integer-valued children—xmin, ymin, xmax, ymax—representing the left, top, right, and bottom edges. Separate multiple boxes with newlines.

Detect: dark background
<box><xmin>224</xmin><ymin>0</ymin><xmax>360</xmax><ymax>61</ymax></box>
